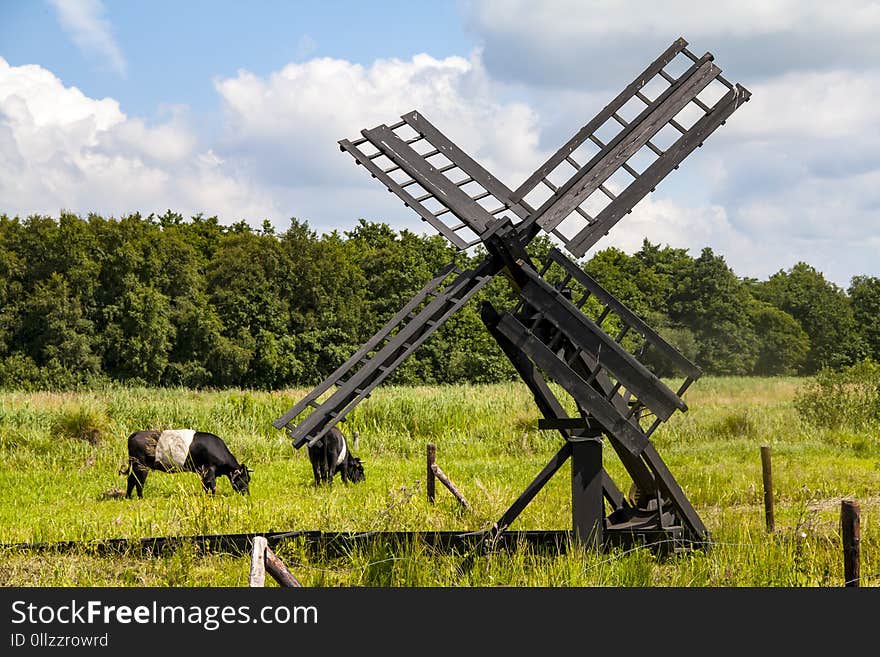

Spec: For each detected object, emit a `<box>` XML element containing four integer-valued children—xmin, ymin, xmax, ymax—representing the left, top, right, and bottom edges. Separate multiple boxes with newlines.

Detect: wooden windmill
<box><xmin>275</xmin><ymin>37</ymin><xmax>750</xmax><ymax>552</ymax></box>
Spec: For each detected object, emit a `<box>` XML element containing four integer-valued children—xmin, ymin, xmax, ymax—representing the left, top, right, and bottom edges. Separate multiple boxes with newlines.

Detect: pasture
<box><xmin>1</xmin><ymin>377</ymin><xmax>879</xmax><ymax>586</ymax></box>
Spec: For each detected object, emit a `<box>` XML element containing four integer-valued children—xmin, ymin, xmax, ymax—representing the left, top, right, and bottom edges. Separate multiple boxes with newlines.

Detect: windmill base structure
<box><xmin>274</xmin><ymin>37</ymin><xmax>750</xmax><ymax>554</ymax></box>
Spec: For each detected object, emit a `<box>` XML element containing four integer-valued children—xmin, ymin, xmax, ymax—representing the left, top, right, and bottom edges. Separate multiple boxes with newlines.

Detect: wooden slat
<box><xmin>402</xmin><ymin>111</ymin><xmax>532</xmax><ymax>222</ymax></box>
<box><xmin>339</xmin><ymin>139</ymin><xmax>470</xmax><ymax>249</ymax></box>
<box><xmin>512</xmin><ymin>37</ymin><xmax>689</xmax><ymax>203</ymax></box>
<box><xmin>537</xmin><ymin>417</ymin><xmax>593</xmax><ymax>430</ymax></box>
<box><xmin>515</xmin><ymin>265</ymin><xmax>686</xmax><ymax>420</ymax></box>
<box><xmin>567</xmin><ymin>84</ymin><xmax>751</xmax><ymax>257</ymax></box>
<box><xmin>548</xmin><ymin>249</ymin><xmax>703</xmax><ymax>378</ymax></box>
<box><xmin>289</xmin><ymin>260</ymin><xmax>501</xmax><ymax>448</ymax></box>
<box><xmin>495</xmin><ymin>313</ymin><xmax>650</xmax><ymax>457</ymax></box>
<box><xmin>362</xmin><ymin>125</ymin><xmax>499</xmax><ymax>235</ymax></box>
<box><xmin>536</xmin><ymin>58</ymin><xmax>720</xmax><ymax>233</ymax></box>
<box><xmin>273</xmin><ymin>262</ymin><xmax>459</xmax><ymax>429</ymax></box>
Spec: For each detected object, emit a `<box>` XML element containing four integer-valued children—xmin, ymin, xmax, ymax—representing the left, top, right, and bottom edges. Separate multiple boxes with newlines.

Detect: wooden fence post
<box><xmin>426</xmin><ymin>443</ymin><xmax>470</xmax><ymax>509</ymax></box>
<box><xmin>841</xmin><ymin>499</ymin><xmax>860</xmax><ymax>587</ymax></box>
<box><xmin>427</xmin><ymin>443</ymin><xmax>436</xmax><ymax>504</ymax></box>
<box><xmin>248</xmin><ymin>536</ymin><xmax>267</xmax><ymax>587</ymax></box>
<box><xmin>431</xmin><ymin>462</ymin><xmax>471</xmax><ymax>510</ymax></box>
<box><xmin>265</xmin><ymin>545</ymin><xmax>303</xmax><ymax>587</ymax></box>
<box><xmin>760</xmin><ymin>446</ymin><xmax>774</xmax><ymax>532</ymax></box>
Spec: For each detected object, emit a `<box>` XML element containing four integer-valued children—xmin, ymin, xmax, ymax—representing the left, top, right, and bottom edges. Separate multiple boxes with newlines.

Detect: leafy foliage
<box><xmin>0</xmin><ymin>212</ymin><xmax>873</xmax><ymax>390</ymax></box>
<box><xmin>754</xmin><ymin>263</ymin><xmax>863</xmax><ymax>372</ymax></box>
<box><xmin>795</xmin><ymin>359</ymin><xmax>880</xmax><ymax>429</ymax></box>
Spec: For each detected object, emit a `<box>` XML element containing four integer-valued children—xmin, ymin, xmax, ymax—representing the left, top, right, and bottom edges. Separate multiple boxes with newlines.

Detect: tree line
<box><xmin>1</xmin><ymin>211</ymin><xmax>877</xmax><ymax>390</ymax></box>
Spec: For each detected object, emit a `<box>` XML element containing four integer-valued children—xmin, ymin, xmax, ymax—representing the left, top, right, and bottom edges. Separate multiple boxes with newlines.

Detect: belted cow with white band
<box><xmin>120</xmin><ymin>429</ymin><xmax>252</xmax><ymax>498</ymax></box>
<box><xmin>307</xmin><ymin>426</ymin><xmax>364</xmax><ymax>486</ymax></box>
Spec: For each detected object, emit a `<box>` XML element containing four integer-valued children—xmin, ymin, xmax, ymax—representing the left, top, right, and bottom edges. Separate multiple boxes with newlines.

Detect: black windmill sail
<box><xmin>274</xmin><ymin>37</ymin><xmax>750</xmax><ymax>552</ymax></box>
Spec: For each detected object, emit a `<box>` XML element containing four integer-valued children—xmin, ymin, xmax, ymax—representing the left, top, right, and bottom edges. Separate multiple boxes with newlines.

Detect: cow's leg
<box><xmin>125</xmin><ymin>458</ymin><xmax>136</xmax><ymax>499</ymax></box>
<box><xmin>321</xmin><ymin>448</ymin><xmax>333</xmax><ymax>484</ymax></box>
<box><xmin>310</xmin><ymin>457</ymin><xmax>321</xmax><ymax>487</ymax></box>
<box><xmin>200</xmin><ymin>465</ymin><xmax>217</xmax><ymax>494</ymax></box>
<box><xmin>127</xmin><ymin>462</ymin><xmax>149</xmax><ymax>499</ymax></box>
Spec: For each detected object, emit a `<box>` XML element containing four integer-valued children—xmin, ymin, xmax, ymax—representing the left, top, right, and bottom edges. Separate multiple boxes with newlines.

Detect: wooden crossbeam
<box><xmin>515</xmin><ymin>263</ymin><xmax>686</xmax><ymax>421</ymax></box>
<box><xmin>402</xmin><ymin>111</ymin><xmax>532</xmax><ymax>222</ymax></box>
<box><xmin>339</xmin><ymin>140</ymin><xmax>474</xmax><ymax>250</ymax></box>
<box><xmin>287</xmin><ymin>261</ymin><xmax>500</xmax><ymax>448</ymax></box>
<box><xmin>273</xmin><ymin>262</ymin><xmax>459</xmax><ymax>430</ymax></box>
<box><xmin>547</xmin><ymin>249</ymin><xmax>703</xmax><ymax>379</ymax></box>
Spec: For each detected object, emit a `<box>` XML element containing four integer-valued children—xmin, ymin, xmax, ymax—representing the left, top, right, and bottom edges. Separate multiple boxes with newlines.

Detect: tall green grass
<box><xmin>1</xmin><ymin>377</ymin><xmax>878</xmax><ymax>586</ymax></box>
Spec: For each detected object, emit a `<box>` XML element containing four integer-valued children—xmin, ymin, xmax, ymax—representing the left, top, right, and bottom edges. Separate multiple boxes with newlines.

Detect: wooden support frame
<box><xmin>571</xmin><ymin>439</ymin><xmax>605</xmax><ymax>548</ymax></box>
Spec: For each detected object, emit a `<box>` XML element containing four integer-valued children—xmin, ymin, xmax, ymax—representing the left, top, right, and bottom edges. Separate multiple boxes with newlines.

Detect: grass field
<box><xmin>1</xmin><ymin>377</ymin><xmax>878</xmax><ymax>586</ymax></box>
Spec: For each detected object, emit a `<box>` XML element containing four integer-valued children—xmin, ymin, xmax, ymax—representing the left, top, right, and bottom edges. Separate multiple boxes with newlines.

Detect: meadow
<box><xmin>1</xmin><ymin>377</ymin><xmax>878</xmax><ymax>587</ymax></box>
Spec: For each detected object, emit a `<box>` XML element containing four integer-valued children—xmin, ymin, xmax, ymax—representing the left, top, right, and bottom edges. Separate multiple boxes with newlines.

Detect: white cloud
<box><xmin>49</xmin><ymin>0</ymin><xmax>127</xmax><ymax>76</ymax></box>
<box><xmin>468</xmin><ymin>0</ymin><xmax>880</xmax><ymax>42</ymax></box>
<box><xmin>0</xmin><ymin>52</ymin><xmax>545</xmax><ymax>237</ymax></box>
<box><xmin>465</xmin><ymin>0</ymin><xmax>880</xmax><ymax>87</ymax></box>
<box><xmin>727</xmin><ymin>69</ymin><xmax>880</xmax><ymax>140</ymax></box>
<box><xmin>0</xmin><ymin>57</ymin><xmax>277</xmax><ymax>223</ymax></box>
<box><xmin>212</xmin><ymin>52</ymin><xmax>545</xmax><ymax>227</ymax></box>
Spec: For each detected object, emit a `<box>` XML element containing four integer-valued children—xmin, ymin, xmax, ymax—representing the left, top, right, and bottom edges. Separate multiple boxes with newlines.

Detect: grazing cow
<box><xmin>307</xmin><ymin>426</ymin><xmax>365</xmax><ymax>486</ymax></box>
<box><xmin>120</xmin><ymin>429</ymin><xmax>252</xmax><ymax>498</ymax></box>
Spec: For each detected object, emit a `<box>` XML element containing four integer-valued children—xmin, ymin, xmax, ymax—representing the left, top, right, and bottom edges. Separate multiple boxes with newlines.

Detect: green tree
<box><xmin>18</xmin><ymin>273</ymin><xmax>100</xmax><ymax>375</ymax></box>
<box><xmin>756</xmin><ymin>263</ymin><xmax>861</xmax><ymax>372</ymax></box>
<box><xmin>102</xmin><ymin>277</ymin><xmax>174</xmax><ymax>382</ymax></box>
<box><xmin>849</xmin><ymin>276</ymin><xmax>880</xmax><ymax>363</ymax></box>
<box><xmin>0</xmin><ymin>218</ymin><xmax>24</xmax><ymax>356</ymax></box>
<box><xmin>748</xmin><ymin>300</ymin><xmax>810</xmax><ymax>375</ymax></box>
<box><xmin>206</xmin><ymin>231</ymin><xmax>290</xmax><ymax>387</ymax></box>
<box><xmin>668</xmin><ymin>247</ymin><xmax>758</xmax><ymax>374</ymax></box>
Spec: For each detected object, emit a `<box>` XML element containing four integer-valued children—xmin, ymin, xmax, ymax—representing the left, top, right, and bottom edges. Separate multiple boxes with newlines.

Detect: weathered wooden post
<box><xmin>265</xmin><ymin>545</ymin><xmax>303</xmax><ymax>587</ymax></box>
<box><xmin>841</xmin><ymin>499</ymin><xmax>860</xmax><ymax>587</ymax></box>
<box><xmin>249</xmin><ymin>535</ymin><xmax>267</xmax><ymax>587</ymax></box>
<box><xmin>427</xmin><ymin>443</ymin><xmax>437</xmax><ymax>504</ymax></box>
<box><xmin>427</xmin><ymin>442</ymin><xmax>470</xmax><ymax>509</ymax></box>
<box><xmin>760</xmin><ymin>446</ymin><xmax>774</xmax><ymax>532</ymax></box>
<box><xmin>432</xmin><ymin>461</ymin><xmax>471</xmax><ymax>510</ymax></box>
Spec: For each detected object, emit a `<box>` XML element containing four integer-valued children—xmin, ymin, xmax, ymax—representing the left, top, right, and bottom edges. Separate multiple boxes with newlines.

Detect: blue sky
<box><xmin>1</xmin><ymin>0</ymin><xmax>879</xmax><ymax>287</ymax></box>
<box><xmin>1</xmin><ymin>1</ymin><xmax>474</xmax><ymax>118</ymax></box>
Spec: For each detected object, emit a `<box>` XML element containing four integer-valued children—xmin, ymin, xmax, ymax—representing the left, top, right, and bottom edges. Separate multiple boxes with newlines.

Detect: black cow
<box><xmin>307</xmin><ymin>426</ymin><xmax>364</xmax><ymax>486</ymax></box>
<box><xmin>120</xmin><ymin>429</ymin><xmax>252</xmax><ymax>498</ymax></box>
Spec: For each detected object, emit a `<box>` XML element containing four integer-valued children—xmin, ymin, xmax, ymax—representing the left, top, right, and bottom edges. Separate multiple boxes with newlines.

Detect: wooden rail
<box><xmin>2</xmin><ymin>530</ymin><xmax>581</xmax><ymax>558</ymax></box>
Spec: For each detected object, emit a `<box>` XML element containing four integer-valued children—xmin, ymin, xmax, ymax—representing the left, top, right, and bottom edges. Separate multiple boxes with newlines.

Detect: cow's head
<box><xmin>348</xmin><ymin>456</ymin><xmax>365</xmax><ymax>483</ymax></box>
<box><xmin>231</xmin><ymin>464</ymin><xmax>252</xmax><ymax>494</ymax></box>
